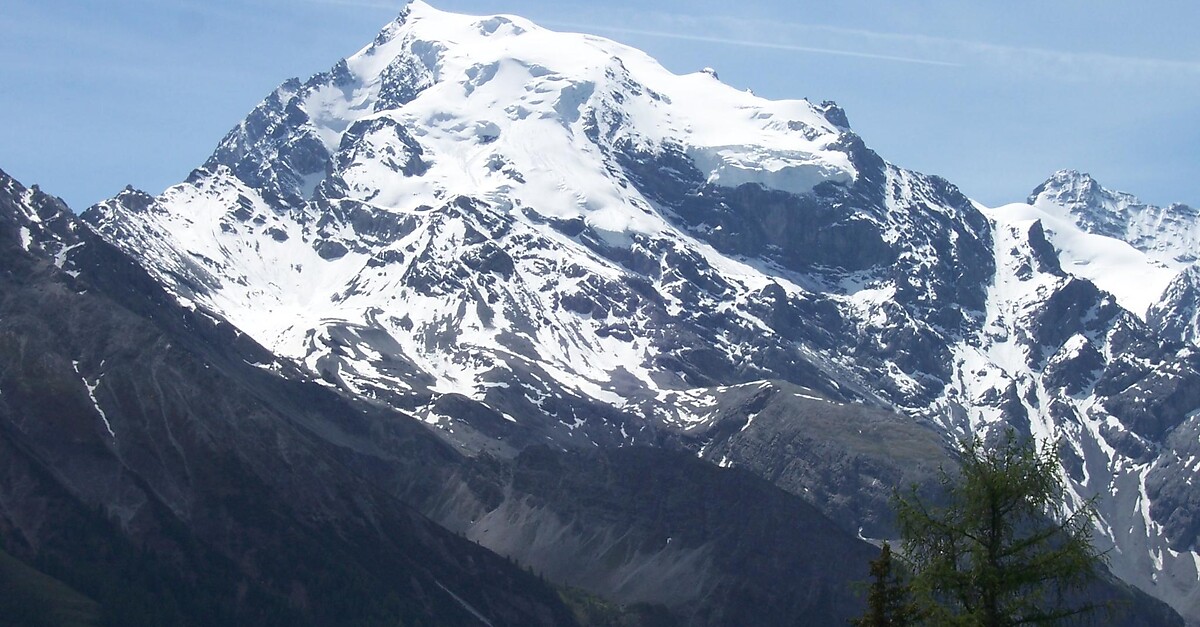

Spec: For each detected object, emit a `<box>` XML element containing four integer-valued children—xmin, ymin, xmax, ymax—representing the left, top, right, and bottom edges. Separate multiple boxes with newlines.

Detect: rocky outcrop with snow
<box><xmin>1030</xmin><ymin>169</ymin><xmax>1200</xmax><ymax>267</ymax></box>
<box><xmin>1150</xmin><ymin>266</ymin><xmax>1200</xmax><ymax>347</ymax></box>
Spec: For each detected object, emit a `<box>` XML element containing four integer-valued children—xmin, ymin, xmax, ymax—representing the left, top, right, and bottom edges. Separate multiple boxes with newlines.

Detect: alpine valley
<box><xmin>3</xmin><ymin>2</ymin><xmax>1199</xmax><ymax>625</ymax></box>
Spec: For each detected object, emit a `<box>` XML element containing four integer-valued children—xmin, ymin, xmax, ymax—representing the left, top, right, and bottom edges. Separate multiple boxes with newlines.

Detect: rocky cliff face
<box><xmin>1150</xmin><ymin>266</ymin><xmax>1200</xmax><ymax>347</ymax></box>
<box><xmin>70</xmin><ymin>2</ymin><xmax>1200</xmax><ymax>622</ymax></box>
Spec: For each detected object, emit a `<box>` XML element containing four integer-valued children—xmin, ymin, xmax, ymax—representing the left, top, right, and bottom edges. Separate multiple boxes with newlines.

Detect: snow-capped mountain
<box><xmin>82</xmin><ymin>2</ymin><xmax>1200</xmax><ymax>621</ymax></box>
<box><xmin>1024</xmin><ymin>169</ymin><xmax>1200</xmax><ymax>320</ymax></box>
<box><xmin>86</xmin><ymin>0</ymin><xmax>989</xmax><ymax>444</ymax></box>
<box><xmin>1030</xmin><ymin>170</ymin><xmax>1200</xmax><ymax>268</ymax></box>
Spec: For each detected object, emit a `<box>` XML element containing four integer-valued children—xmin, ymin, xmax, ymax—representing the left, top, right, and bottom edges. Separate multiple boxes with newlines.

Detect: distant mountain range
<box><xmin>2</xmin><ymin>2</ymin><xmax>1198</xmax><ymax>624</ymax></box>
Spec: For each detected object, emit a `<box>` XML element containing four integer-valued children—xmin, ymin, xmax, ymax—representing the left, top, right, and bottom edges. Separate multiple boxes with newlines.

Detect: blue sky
<box><xmin>2</xmin><ymin>0</ymin><xmax>1197</xmax><ymax>210</ymax></box>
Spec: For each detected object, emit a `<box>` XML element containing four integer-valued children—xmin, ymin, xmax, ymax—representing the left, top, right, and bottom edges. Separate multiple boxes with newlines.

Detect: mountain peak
<box><xmin>1029</xmin><ymin>170</ymin><xmax>1200</xmax><ymax>266</ymax></box>
<box><xmin>199</xmin><ymin>1</ymin><xmax>858</xmax><ymax>215</ymax></box>
<box><xmin>0</xmin><ymin>168</ymin><xmax>84</xmax><ymax>266</ymax></box>
<box><xmin>1027</xmin><ymin>169</ymin><xmax>1104</xmax><ymax>206</ymax></box>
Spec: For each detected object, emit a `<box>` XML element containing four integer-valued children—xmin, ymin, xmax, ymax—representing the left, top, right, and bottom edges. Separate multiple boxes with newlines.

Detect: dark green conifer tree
<box><xmin>852</xmin><ymin>541</ymin><xmax>918</xmax><ymax>627</ymax></box>
<box><xmin>893</xmin><ymin>432</ymin><xmax>1103</xmax><ymax>626</ymax></box>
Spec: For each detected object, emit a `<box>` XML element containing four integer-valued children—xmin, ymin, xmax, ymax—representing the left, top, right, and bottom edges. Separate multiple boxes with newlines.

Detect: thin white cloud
<box><xmin>776</xmin><ymin>19</ymin><xmax>1200</xmax><ymax>80</ymax></box>
<box><xmin>546</xmin><ymin>22</ymin><xmax>962</xmax><ymax>68</ymax></box>
<box><xmin>551</xmin><ymin>11</ymin><xmax>1200</xmax><ymax>81</ymax></box>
